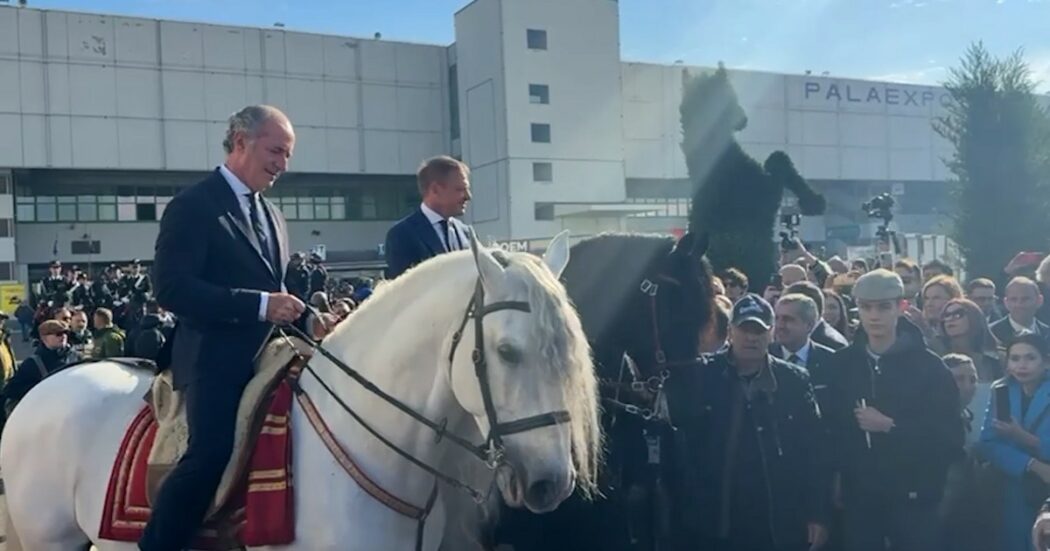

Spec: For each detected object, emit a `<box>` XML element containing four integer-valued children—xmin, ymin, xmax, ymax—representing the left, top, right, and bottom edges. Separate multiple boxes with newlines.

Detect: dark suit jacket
<box><xmin>990</xmin><ymin>316</ymin><xmax>1050</xmax><ymax>349</ymax></box>
<box><xmin>770</xmin><ymin>340</ymin><xmax>837</xmax><ymax>405</ymax></box>
<box><xmin>811</xmin><ymin>319</ymin><xmax>849</xmax><ymax>351</ymax></box>
<box><xmin>153</xmin><ymin>169</ymin><xmax>290</xmax><ymax>389</ymax></box>
<box><xmin>384</xmin><ymin>207</ymin><xmax>471</xmax><ymax>279</ymax></box>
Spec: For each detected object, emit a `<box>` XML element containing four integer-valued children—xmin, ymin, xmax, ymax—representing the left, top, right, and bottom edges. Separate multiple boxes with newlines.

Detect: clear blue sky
<box><xmin>26</xmin><ymin>0</ymin><xmax>1050</xmax><ymax>92</ymax></box>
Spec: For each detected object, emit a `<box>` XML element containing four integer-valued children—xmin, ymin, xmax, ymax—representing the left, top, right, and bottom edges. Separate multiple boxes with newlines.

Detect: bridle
<box><xmin>601</xmin><ymin>273</ymin><xmax>697</xmax><ymax>422</ymax></box>
<box><xmin>280</xmin><ymin>273</ymin><xmax>572</xmax><ymax>504</ymax></box>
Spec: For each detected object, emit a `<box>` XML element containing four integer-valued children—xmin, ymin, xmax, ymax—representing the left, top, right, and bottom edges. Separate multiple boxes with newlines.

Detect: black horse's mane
<box><xmin>561</xmin><ymin>233</ymin><xmax>677</xmax><ymax>351</ymax></box>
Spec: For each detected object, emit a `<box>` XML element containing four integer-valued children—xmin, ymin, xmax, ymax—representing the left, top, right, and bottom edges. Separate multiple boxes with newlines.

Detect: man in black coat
<box><xmin>3</xmin><ymin>320</ymin><xmax>81</xmax><ymax>412</ymax></box>
<box><xmin>384</xmin><ymin>155</ymin><xmax>473</xmax><ymax>280</ymax></box>
<box><xmin>139</xmin><ymin>105</ymin><xmax>305</xmax><ymax>551</ymax></box>
<box><xmin>822</xmin><ymin>269</ymin><xmax>962</xmax><ymax>551</ymax></box>
<box><xmin>989</xmin><ymin>276</ymin><xmax>1050</xmax><ymax>349</ymax></box>
<box><xmin>668</xmin><ymin>294</ymin><xmax>830</xmax><ymax>551</ymax></box>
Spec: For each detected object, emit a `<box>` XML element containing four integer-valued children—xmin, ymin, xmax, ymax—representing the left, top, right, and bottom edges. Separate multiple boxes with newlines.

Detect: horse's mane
<box><xmin>336</xmin><ymin>249</ymin><xmax>603</xmax><ymax>497</ymax></box>
<box><xmin>560</xmin><ymin>233</ymin><xmax>676</xmax><ymax>346</ymax></box>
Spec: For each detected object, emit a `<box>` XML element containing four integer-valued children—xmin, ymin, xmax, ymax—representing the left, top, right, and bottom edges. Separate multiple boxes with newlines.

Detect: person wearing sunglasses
<box><xmin>940</xmin><ymin>298</ymin><xmax>1002</xmax><ymax>382</ymax></box>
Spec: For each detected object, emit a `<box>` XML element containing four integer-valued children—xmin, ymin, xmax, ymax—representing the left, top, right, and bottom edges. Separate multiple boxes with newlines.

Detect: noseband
<box><xmin>281</xmin><ymin>274</ymin><xmax>572</xmax><ymax>504</ymax></box>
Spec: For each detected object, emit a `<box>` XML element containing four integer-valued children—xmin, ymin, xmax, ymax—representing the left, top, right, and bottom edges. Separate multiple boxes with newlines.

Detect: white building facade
<box><xmin>0</xmin><ymin>0</ymin><xmax>1010</xmax><ymax>284</ymax></box>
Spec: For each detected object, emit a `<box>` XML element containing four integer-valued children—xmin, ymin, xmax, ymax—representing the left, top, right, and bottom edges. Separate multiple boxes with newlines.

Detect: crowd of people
<box><xmin>0</xmin><ymin>250</ymin><xmax>374</xmax><ymax>417</ymax></box>
<box><xmin>683</xmin><ymin>241</ymin><xmax>1050</xmax><ymax>551</ymax></box>
<box><xmin>4</xmin><ymin>103</ymin><xmax>1048</xmax><ymax>551</ymax></box>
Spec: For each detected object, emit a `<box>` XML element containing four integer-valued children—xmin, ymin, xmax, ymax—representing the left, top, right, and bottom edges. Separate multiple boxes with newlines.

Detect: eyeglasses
<box><xmin>942</xmin><ymin>309</ymin><xmax>966</xmax><ymax>321</ymax></box>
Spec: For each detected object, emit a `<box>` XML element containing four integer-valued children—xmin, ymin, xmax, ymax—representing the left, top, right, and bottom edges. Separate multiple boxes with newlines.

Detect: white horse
<box><xmin>0</xmin><ymin>232</ymin><xmax>601</xmax><ymax>551</ymax></box>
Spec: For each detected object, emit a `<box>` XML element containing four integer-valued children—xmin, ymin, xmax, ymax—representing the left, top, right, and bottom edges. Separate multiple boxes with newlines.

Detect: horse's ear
<box><xmin>671</xmin><ymin>232</ymin><xmax>694</xmax><ymax>258</ymax></box>
<box><xmin>671</xmin><ymin>231</ymin><xmax>708</xmax><ymax>259</ymax></box>
<box><xmin>689</xmin><ymin>232</ymin><xmax>709</xmax><ymax>257</ymax></box>
<box><xmin>469</xmin><ymin>231</ymin><xmax>504</xmax><ymax>286</ymax></box>
<box><xmin>542</xmin><ymin>230</ymin><xmax>571</xmax><ymax>279</ymax></box>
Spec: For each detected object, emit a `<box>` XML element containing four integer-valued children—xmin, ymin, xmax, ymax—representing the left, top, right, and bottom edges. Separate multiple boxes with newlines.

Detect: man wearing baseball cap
<box><xmin>668</xmin><ymin>293</ymin><xmax>830</xmax><ymax>551</ymax></box>
<box><xmin>822</xmin><ymin>269</ymin><xmax>962</xmax><ymax>551</ymax></box>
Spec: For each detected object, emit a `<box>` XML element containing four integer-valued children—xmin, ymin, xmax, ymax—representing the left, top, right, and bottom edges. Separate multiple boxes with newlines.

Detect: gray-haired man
<box><xmin>140</xmin><ymin>105</ymin><xmax>306</xmax><ymax>551</ymax></box>
<box><xmin>772</xmin><ymin>293</ymin><xmax>836</xmax><ymax>407</ymax></box>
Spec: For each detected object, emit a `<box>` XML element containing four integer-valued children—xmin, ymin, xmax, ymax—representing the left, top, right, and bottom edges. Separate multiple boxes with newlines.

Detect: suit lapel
<box><xmin>211</xmin><ymin>173</ymin><xmax>278</xmax><ymax>284</ymax></box>
<box><xmin>452</xmin><ymin>218</ymin><xmax>472</xmax><ymax>249</ymax></box>
<box><xmin>413</xmin><ymin>209</ymin><xmax>446</xmax><ymax>256</ymax></box>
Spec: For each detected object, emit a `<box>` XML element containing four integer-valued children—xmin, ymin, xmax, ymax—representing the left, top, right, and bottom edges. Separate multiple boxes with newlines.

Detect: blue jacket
<box><xmin>383</xmin><ymin>208</ymin><xmax>472</xmax><ymax>280</ymax></box>
<box><xmin>979</xmin><ymin>375</ymin><xmax>1050</xmax><ymax>551</ymax></box>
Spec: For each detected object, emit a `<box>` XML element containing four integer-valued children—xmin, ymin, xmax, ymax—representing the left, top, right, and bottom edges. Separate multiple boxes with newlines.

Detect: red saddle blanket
<box><xmin>98</xmin><ymin>380</ymin><xmax>295</xmax><ymax>549</ymax></box>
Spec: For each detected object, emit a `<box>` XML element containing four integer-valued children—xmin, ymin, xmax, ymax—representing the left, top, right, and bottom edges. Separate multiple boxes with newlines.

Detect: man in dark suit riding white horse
<box><xmin>139</xmin><ymin>105</ymin><xmax>305</xmax><ymax>551</ymax></box>
<box><xmin>384</xmin><ymin>155</ymin><xmax>472</xmax><ymax>280</ymax></box>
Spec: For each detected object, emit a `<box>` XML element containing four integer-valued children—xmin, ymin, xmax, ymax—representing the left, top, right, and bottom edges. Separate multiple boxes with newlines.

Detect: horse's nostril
<box><xmin>525</xmin><ymin>479</ymin><xmax>558</xmax><ymax>508</ymax></box>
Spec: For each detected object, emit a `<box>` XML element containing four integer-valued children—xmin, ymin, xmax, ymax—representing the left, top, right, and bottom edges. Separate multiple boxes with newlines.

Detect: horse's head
<box><xmin>450</xmin><ymin>232</ymin><xmax>601</xmax><ymax>513</ymax></box>
<box><xmin>661</xmin><ymin>231</ymin><xmax>715</xmax><ymax>333</ymax></box>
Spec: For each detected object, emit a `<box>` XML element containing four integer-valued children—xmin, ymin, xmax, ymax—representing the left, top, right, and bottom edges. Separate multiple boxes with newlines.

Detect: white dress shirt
<box><xmin>219</xmin><ymin>165</ymin><xmax>275</xmax><ymax>322</ymax></box>
<box><xmin>420</xmin><ymin>203</ymin><xmax>465</xmax><ymax>251</ymax></box>
<box><xmin>781</xmin><ymin>340</ymin><xmax>812</xmax><ymax>367</ymax></box>
<box><xmin>1009</xmin><ymin>316</ymin><xmax>1040</xmax><ymax>335</ymax></box>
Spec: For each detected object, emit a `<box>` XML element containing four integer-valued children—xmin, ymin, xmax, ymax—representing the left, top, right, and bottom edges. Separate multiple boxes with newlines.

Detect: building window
<box><xmin>534</xmin><ymin>203</ymin><xmax>554</xmax><ymax>221</ymax></box>
<box><xmin>16</xmin><ymin>197</ymin><xmax>34</xmax><ymax>221</ymax></box>
<box><xmin>12</xmin><ymin>183</ymin><xmax>418</xmax><ymax>223</ymax></box>
<box><xmin>0</xmin><ymin>219</ymin><xmax>12</xmax><ymax>237</ymax></box>
<box><xmin>0</xmin><ymin>262</ymin><xmax>12</xmax><ymax>281</ymax></box>
<box><xmin>529</xmin><ymin>84</ymin><xmax>549</xmax><ymax>105</ymax></box>
<box><xmin>135</xmin><ymin>203</ymin><xmax>157</xmax><ymax>221</ymax></box>
<box><xmin>526</xmin><ymin>29</ymin><xmax>547</xmax><ymax>50</ymax></box>
<box><xmin>531</xmin><ymin>123</ymin><xmax>551</xmax><ymax>143</ymax></box>
<box><xmin>533</xmin><ymin>162</ymin><xmax>553</xmax><ymax>182</ymax></box>
<box><xmin>0</xmin><ymin>176</ymin><xmax>10</xmax><ymax>194</ymax></box>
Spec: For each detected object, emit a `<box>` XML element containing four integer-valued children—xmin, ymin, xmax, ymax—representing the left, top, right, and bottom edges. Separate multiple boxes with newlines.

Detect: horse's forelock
<box><xmin>501</xmin><ymin>253</ymin><xmax>603</xmax><ymax>497</ymax></box>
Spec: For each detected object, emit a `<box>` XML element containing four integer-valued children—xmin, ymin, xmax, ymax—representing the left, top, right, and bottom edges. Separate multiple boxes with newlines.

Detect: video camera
<box><xmin>862</xmin><ymin>192</ymin><xmax>899</xmax><ymax>254</ymax></box>
<box><xmin>778</xmin><ymin>213</ymin><xmax>801</xmax><ymax>251</ymax></box>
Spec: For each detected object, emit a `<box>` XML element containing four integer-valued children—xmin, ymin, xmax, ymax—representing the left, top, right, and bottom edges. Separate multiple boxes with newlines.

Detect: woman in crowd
<box><xmin>980</xmin><ymin>334</ymin><xmax>1050</xmax><ymax>551</ymax></box>
<box><xmin>940</xmin><ymin>297</ymin><xmax>1002</xmax><ymax>381</ymax></box>
<box><xmin>910</xmin><ymin>274</ymin><xmax>964</xmax><ymax>353</ymax></box>
<box><xmin>822</xmin><ymin>288</ymin><xmax>852</xmax><ymax>342</ymax></box>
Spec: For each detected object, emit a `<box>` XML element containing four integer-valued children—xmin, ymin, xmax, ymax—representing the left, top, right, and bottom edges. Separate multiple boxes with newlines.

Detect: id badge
<box><xmin>646</xmin><ymin>434</ymin><xmax>661</xmax><ymax>464</ymax></box>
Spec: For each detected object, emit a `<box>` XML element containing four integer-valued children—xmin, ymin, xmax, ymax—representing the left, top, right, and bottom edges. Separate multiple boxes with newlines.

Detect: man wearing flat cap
<box><xmin>2</xmin><ymin>319</ymin><xmax>81</xmax><ymax>413</ymax></box>
<box><xmin>668</xmin><ymin>293</ymin><xmax>830</xmax><ymax>551</ymax></box>
<box><xmin>822</xmin><ymin>269</ymin><xmax>962</xmax><ymax>551</ymax></box>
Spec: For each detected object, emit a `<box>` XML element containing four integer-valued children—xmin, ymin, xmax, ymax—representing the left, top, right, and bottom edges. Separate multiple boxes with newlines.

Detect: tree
<box><xmin>681</xmin><ymin>64</ymin><xmax>825</xmax><ymax>288</ymax></box>
<box><xmin>936</xmin><ymin>42</ymin><xmax>1050</xmax><ymax>282</ymax></box>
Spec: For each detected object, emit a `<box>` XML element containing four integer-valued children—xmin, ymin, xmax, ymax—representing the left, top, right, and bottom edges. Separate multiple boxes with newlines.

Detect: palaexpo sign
<box><xmin>803</xmin><ymin>81</ymin><xmax>952</xmax><ymax>109</ymax></box>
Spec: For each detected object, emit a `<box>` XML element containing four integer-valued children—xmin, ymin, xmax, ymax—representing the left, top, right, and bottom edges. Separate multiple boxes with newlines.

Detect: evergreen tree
<box><xmin>935</xmin><ymin>43</ymin><xmax>1050</xmax><ymax>282</ymax></box>
<box><xmin>681</xmin><ymin>64</ymin><xmax>825</xmax><ymax>288</ymax></box>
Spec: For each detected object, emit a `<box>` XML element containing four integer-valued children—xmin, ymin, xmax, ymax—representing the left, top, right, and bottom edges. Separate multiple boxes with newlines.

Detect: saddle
<box><xmin>144</xmin><ymin>335</ymin><xmax>313</xmax><ymax>519</ymax></box>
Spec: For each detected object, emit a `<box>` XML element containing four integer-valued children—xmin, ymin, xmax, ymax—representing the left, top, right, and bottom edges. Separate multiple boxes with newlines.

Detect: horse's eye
<box><xmin>497</xmin><ymin>343</ymin><xmax>522</xmax><ymax>365</ymax></box>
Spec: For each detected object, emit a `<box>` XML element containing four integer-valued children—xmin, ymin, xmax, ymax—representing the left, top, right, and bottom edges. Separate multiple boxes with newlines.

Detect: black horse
<box><xmin>493</xmin><ymin>231</ymin><xmax>715</xmax><ymax>551</ymax></box>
